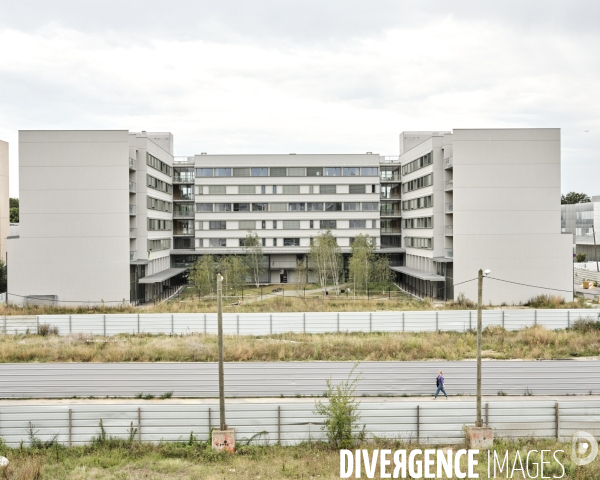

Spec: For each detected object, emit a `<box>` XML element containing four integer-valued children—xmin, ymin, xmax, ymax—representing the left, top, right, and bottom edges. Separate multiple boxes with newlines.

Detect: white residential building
<box><xmin>561</xmin><ymin>195</ymin><xmax>600</xmax><ymax>262</ymax></box>
<box><xmin>0</xmin><ymin>139</ymin><xmax>8</xmax><ymax>264</ymax></box>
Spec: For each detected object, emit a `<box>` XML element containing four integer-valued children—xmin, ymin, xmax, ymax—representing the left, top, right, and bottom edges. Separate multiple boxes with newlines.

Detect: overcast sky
<box><xmin>0</xmin><ymin>0</ymin><xmax>598</xmax><ymax>197</ymax></box>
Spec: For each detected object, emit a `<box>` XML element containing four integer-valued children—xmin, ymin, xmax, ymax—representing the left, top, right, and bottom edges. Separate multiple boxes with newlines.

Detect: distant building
<box><xmin>0</xmin><ymin>140</ymin><xmax>8</xmax><ymax>264</ymax></box>
<box><xmin>561</xmin><ymin>195</ymin><xmax>600</xmax><ymax>261</ymax></box>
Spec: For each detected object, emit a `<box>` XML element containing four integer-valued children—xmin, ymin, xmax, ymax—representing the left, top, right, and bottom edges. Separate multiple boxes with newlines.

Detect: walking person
<box><xmin>434</xmin><ymin>370</ymin><xmax>448</xmax><ymax>399</ymax></box>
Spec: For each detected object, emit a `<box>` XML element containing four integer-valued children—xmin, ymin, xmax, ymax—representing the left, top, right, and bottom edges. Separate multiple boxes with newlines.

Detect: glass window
<box><xmin>261</xmin><ymin>220</ymin><xmax>266</xmax><ymax>229</ymax></box>
<box><xmin>325</xmin><ymin>167</ymin><xmax>341</xmax><ymax>176</ymax></box>
<box><xmin>215</xmin><ymin>168</ymin><xmax>231</xmax><ymax>177</ymax></box>
<box><xmin>262</xmin><ymin>238</ymin><xmax>266</xmax><ymax>246</ymax></box>
<box><xmin>196</xmin><ymin>168</ymin><xmax>213</xmax><ymax>177</ymax></box>
<box><xmin>288</xmin><ymin>167</ymin><xmax>305</xmax><ymax>176</ymax></box>
<box><xmin>307</xmin><ymin>202</ymin><xmax>323</xmax><ymax>211</ymax></box>
<box><xmin>252</xmin><ymin>167</ymin><xmax>268</xmax><ymax>176</ymax></box>
<box><xmin>270</xmin><ymin>203</ymin><xmax>287</xmax><ymax>212</ymax></box>
<box><xmin>233</xmin><ymin>203</ymin><xmax>250</xmax><ymax>212</ymax></box>
<box><xmin>320</xmin><ymin>185</ymin><xmax>336</xmax><ymax>194</ymax></box>
<box><xmin>283</xmin><ymin>220</ymin><xmax>300</xmax><ymax>229</ymax></box>
<box><xmin>310</xmin><ymin>220</ymin><xmax>314</xmax><ymax>228</ymax></box>
<box><xmin>273</xmin><ymin>220</ymin><xmax>277</xmax><ymax>229</ymax></box>
<box><xmin>273</xmin><ymin>185</ymin><xmax>277</xmax><ymax>194</ymax></box>
<box><xmin>270</xmin><ymin>167</ymin><xmax>287</xmax><ymax>177</ymax></box>
<box><xmin>344</xmin><ymin>202</ymin><xmax>359</xmax><ymax>211</ymax></box>
<box><xmin>349</xmin><ymin>184</ymin><xmax>365</xmax><ymax>194</ymax></box>
<box><xmin>233</xmin><ymin>168</ymin><xmax>250</xmax><ymax>177</ymax></box>
<box><xmin>209</xmin><ymin>238</ymin><xmax>227</xmax><ymax>247</ymax></box>
<box><xmin>362</xmin><ymin>167</ymin><xmax>378</xmax><ymax>176</ymax></box>
<box><xmin>215</xmin><ymin>203</ymin><xmax>232</xmax><ymax>212</ymax></box>
<box><xmin>325</xmin><ymin>202</ymin><xmax>342</xmax><ymax>211</ymax></box>
<box><xmin>196</xmin><ymin>203</ymin><xmax>213</xmax><ymax>212</ymax></box>
<box><xmin>349</xmin><ymin>220</ymin><xmax>366</xmax><ymax>228</ymax></box>
<box><xmin>261</xmin><ymin>185</ymin><xmax>266</xmax><ymax>194</ymax></box>
<box><xmin>283</xmin><ymin>185</ymin><xmax>300</xmax><ymax>194</ymax></box>
<box><xmin>307</xmin><ymin>167</ymin><xmax>323</xmax><ymax>177</ymax></box>
<box><xmin>239</xmin><ymin>185</ymin><xmax>255</xmax><ymax>194</ymax></box>
<box><xmin>239</xmin><ymin>220</ymin><xmax>256</xmax><ymax>230</ymax></box>
<box><xmin>209</xmin><ymin>221</ymin><xmax>226</xmax><ymax>230</ymax></box>
<box><xmin>209</xmin><ymin>185</ymin><xmax>226</xmax><ymax>195</ymax></box>
<box><xmin>320</xmin><ymin>220</ymin><xmax>336</xmax><ymax>229</ymax></box>
<box><xmin>288</xmin><ymin>202</ymin><xmax>306</xmax><ymax>211</ymax></box>
<box><xmin>284</xmin><ymin>238</ymin><xmax>300</xmax><ymax>247</ymax></box>
<box><xmin>362</xmin><ymin>202</ymin><xmax>378</xmax><ymax>211</ymax></box>
<box><xmin>253</xmin><ymin>203</ymin><xmax>269</xmax><ymax>212</ymax></box>
<box><xmin>343</xmin><ymin>167</ymin><xmax>360</xmax><ymax>176</ymax></box>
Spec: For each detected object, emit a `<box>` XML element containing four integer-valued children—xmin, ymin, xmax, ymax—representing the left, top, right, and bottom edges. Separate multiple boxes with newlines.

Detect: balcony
<box><xmin>380</xmin><ymin>227</ymin><xmax>401</xmax><ymax>234</ymax></box>
<box><xmin>173</xmin><ymin>209</ymin><xmax>195</xmax><ymax>218</ymax></box>
<box><xmin>129</xmin><ymin>204</ymin><xmax>136</xmax><ymax>216</ymax></box>
<box><xmin>130</xmin><ymin>250</ymin><xmax>137</xmax><ymax>261</ymax></box>
<box><xmin>129</xmin><ymin>181</ymin><xmax>136</xmax><ymax>193</ymax></box>
<box><xmin>129</xmin><ymin>228</ymin><xmax>137</xmax><ymax>239</ymax></box>
<box><xmin>174</xmin><ymin>228</ymin><xmax>195</xmax><ymax>236</ymax></box>
<box><xmin>445</xmin><ymin>225</ymin><xmax>453</xmax><ymax>236</ymax></box>
<box><xmin>445</xmin><ymin>202</ymin><xmax>453</xmax><ymax>214</ymax></box>
<box><xmin>444</xmin><ymin>156</ymin><xmax>453</xmax><ymax>169</ymax></box>
<box><xmin>444</xmin><ymin>179</ymin><xmax>453</xmax><ymax>191</ymax></box>
<box><xmin>380</xmin><ymin>172</ymin><xmax>400</xmax><ymax>182</ymax></box>
<box><xmin>173</xmin><ymin>174</ymin><xmax>195</xmax><ymax>183</ymax></box>
<box><xmin>445</xmin><ymin>248</ymin><xmax>453</xmax><ymax>259</ymax></box>
<box><xmin>129</xmin><ymin>157</ymin><xmax>136</xmax><ymax>170</ymax></box>
<box><xmin>173</xmin><ymin>193</ymin><xmax>195</xmax><ymax>202</ymax></box>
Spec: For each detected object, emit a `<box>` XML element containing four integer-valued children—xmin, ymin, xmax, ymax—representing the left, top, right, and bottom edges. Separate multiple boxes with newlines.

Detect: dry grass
<box><xmin>1</xmin><ymin>324</ymin><xmax>599</xmax><ymax>363</ymax></box>
<box><xmin>0</xmin><ymin>437</ymin><xmax>594</xmax><ymax>479</ymax></box>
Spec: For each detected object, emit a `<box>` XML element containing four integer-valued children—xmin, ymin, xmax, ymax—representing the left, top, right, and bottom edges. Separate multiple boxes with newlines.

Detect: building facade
<box><xmin>561</xmin><ymin>195</ymin><xmax>600</xmax><ymax>261</ymax></box>
<box><xmin>0</xmin><ymin>140</ymin><xmax>8</xmax><ymax>264</ymax></box>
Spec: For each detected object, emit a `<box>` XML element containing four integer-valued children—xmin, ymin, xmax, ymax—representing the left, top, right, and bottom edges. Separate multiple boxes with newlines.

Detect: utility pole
<box><xmin>476</xmin><ymin>268</ymin><xmax>483</xmax><ymax>428</ymax></box>
<box><xmin>217</xmin><ymin>274</ymin><xmax>226</xmax><ymax>431</ymax></box>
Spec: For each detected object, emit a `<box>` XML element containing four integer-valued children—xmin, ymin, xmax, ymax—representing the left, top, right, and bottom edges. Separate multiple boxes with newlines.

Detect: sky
<box><xmin>0</xmin><ymin>0</ymin><xmax>599</xmax><ymax>198</ymax></box>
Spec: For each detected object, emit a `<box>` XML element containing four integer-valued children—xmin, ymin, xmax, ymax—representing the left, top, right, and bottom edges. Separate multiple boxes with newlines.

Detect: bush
<box><xmin>313</xmin><ymin>363</ymin><xmax>364</xmax><ymax>449</ymax></box>
<box><xmin>454</xmin><ymin>292</ymin><xmax>476</xmax><ymax>309</ymax></box>
<box><xmin>526</xmin><ymin>295</ymin><xmax>566</xmax><ymax>309</ymax></box>
<box><xmin>576</xmin><ymin>253</ymin><xmax>587</xmax><ymax>263</ymax></box>
<box><xmin>38</xmin><ymin>323</ymin><xmax>59</xmax><ymax>336</ymax></box>
<box><xmin>483</xmin><ymin>325</ymin><xmax>505</xmax><ymax>336</ymax></box>
<box><xmin>570</xmin><ymin>318</ymin><xmax>600</xmax><ymax>333</ymax></box>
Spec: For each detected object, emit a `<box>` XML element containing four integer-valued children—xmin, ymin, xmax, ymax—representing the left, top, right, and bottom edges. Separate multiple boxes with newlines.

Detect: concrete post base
<box><xmin>212</xmin><ymin>428</ymin><xmax>236</xmax><ymax>452</ymax></box>
<box><xmin>466</xmin><ymin>426</ymin><xmax>493</xmax><ymax>449</ymax></box>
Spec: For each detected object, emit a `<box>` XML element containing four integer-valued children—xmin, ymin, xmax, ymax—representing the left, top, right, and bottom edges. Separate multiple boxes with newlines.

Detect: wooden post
<box><xmin>278</xmin><ymin>406</ymin><xmax>281</xmax><ymax>444</ymax></box>
<box><xmin>68</xmin><ymin>409</ymin><xmax>72</xmax><ymax>447</ymax></box>
<box><xmin>137</xmin><ymin>313</ymin><xmax>140</xmax><ymax>334</ymax></box>
<box><xmin>171</xmin><ymin>314</ymin><xmax>174</xmax><ymax>335</ymax></box>
<box><xmin>138</xmin><ymin>407</ymin><xmax>142</xmax><ymax>442</ymax></box>
<box><xmin>69</xmin><ymin>315</ymin><xmax>72</xmax><ymax>334</ymax></box>
<box><xmin>103</xmin><ymin>314</ymin><xmax>106</xmax><ymax>337</ymax></box>
<box><xmin>217</xmin><ymin>274</ymin><xmax>226</xmax><ymax>431</ymax></box>
<box><xmin>208</xmin><ymin>407</ymin><xmax>212</xmax><ymax>432</ymax></box>
<box><xmin>485</xmin><ymin>403</ymin><xmax>489</xmax><ymax>426</ymax></box>
<box><xmin>416</xmin><ymin>405</ymin><xmax>420</xmax><ymax>443</ymax></box>
<box><xmin>555</xmin><ymin>402</ymin><xmax>560</xmax><ymax>440</ymax></box>
<box><xmin>476</xmin><ymin>269</ymin><xmax>483</xmax><ymax>427</ymax></box>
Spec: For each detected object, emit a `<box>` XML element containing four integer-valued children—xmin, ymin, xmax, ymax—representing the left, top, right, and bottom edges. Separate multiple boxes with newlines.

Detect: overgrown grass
<box><xmin>0</xmin><ymin>437</ymin><xmax>595</xmax><ymax>479</ymax></box>
<box><xmin>1</xmin><ymin>324</ymin><xmax>600</xmax><ymax>363</ymax></box>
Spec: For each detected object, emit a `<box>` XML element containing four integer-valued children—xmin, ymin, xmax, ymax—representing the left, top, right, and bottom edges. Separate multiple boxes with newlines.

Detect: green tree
<box><xmin>561</xmin><ymin>192</ymin><xmax>591</xmax><ymax>204</ymax></box>
<box><xmin>294</xmin><ymin>256</ymin><xmax>309</xmax><ymax>297</ymax></box>
<box><xmin>348</xmin><ymin>234</ymin><xmax>374</xmax><ymax>294</ymax></box>
<box><xmin>190</xmin><ymin>255</ymin><xmax>216</xmax><ymax>297</ymax></box>
<box><xmin>309</xmin><ymin>230</ymin><xmax>342</xmax><ymax>295</ymax></box>
<box><xmin>576</xmin><ymin>253</ymin><xmax>587</xmax><ymax>263</ymax></box>
<box><xmin>0</xmin><ymin>258</ymin><xmax>6</xmax><ymax>293</ymax></box>
<box><xmin>243</xmin><ymin>231</ymin><xmax>266</xmax><ymax>288</ymax></box>
<box><xmin>9</xmin><ymin>197</ymin><xmax>18</xmax><ymax>223</ymax></box>
<box><xmin>371</xmin><ymin>255</ymin><xmax>395</xmax><ymax>292</ymax></box>
<box><xmin>219</xmin><ymin>255</ymin><xmax>248</xmax><ymax>296</ymax></box>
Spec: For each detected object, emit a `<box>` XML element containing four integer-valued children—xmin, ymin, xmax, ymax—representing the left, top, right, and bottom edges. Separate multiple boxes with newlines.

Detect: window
<box><xmin>239</xmin><ymin>238</ymin><xmax>246</xmax><ymax>247</ymax></box>
<box><xmin>349</xmin><ymin>220</ymin><xmax>366</xmax><ymax>228</ymax></box>
<box><xmin>262</xmin><ymin>238</ymin><xmax>266</xmax><ymax>247</ymax></box>
<box><xmin>343</xmin><ymin>167</ymin><xmax>359</xmax><ymax>176</ymax></box>
<box><xmin>325</xmin><ymin>167</ymin><xmax>341</xmax><ymax>176</ymax></box>
<box><xmin>310</xmin><ymin>220</ymin><xmax>314</xmax><ymax>228</ymax></box>
<box><xmin>344</xmin><ymin>202</ymin><xmax>359</xmax><ymax>211</ymax></box>
<box><xmin>273</xmin><ymin>238</ymin><xmax>278</xmax><ymax>246</ymax></box>
<box><xmin>270</xmin><ymin>167</ymin><xmax>287</xmax><ymax>177</ymax></box>
<box><xmin>233</xmin><ymin>203</ymin><xmax>250</xmax><ymax>212</ymax></box>
<box><xmin>320</xmin><ymin>220</ymin><xmax>337</xmax><ymax>229</ymax></box>
<box><xmin>215</xmin><ymin>203</ymin><xmax>232</xmax><ymax>212</ymax></box>
<box><xmin>371</xmin><ymin>220</ymin><xmax>376</xmax><ymax>228</ymax></box>
<box><xmin>372</xmin><ymin>185</ymin><xmax>376</xmax><ymax>193</ymax></box>
<box><xmin>147</xmin><ymin>153</ymin><xmax>172</xmax><ymax>176</ymax></box>
<box><xmin>362</xmin><ymin>202</ymin><xmax>378</xmax><ymax>211</ymax></box>
<box><xmin>283</xmin><ymin>220</ymin><xmax>299</xmax><ymax>229</ymax></box>
<box><xmin>325</xmin><ymin>202</ymin><xmax>342</xmax><ymax>212</ymax></box>
<box><xmin>252</xmin><ymin>167</ymin><xmax>268</xmax><ymax>176</ymax></box>
<box><xmin>196</xmin><ymin>203</ymin><xmax>213</xmax><ymax>212</ymax></box>
<box><xmin>402</xmin><ymin>195</ymin><xmax>433</xmax><ymax>211</ymax></box>
<box><xmin>261</xmin><ymin>185</ymin><xmax>266</xmax><ymax>194</ymax></box>
<box><xmin>402</xmin><ymin>152</ymin><xmax>433</xmax><ymax>176</ymax></box>
<box><xmin>288</xmin><ymin>202</ymin><xmax>305</xmax><ymax>211</ymax></box>
<box><xmin>273</xmin><ymin>220</ymin><xmax>277</xmax><ymax>229</ymax></box>
<box><xmin>233</xmin><ymin>168</ymin><xmax>250</xmax><ymax>177</ymax></box>
<box><xmin>209</xmin><ymin>238</ymin><xmax>227</xmax><ymax>247</ymax></box>
<box><xmin>261</xmin><ymin>220</ymin><xmax>266</xmax><ymax>229</ymax></box>
<box><xmin>196</xmin><ymin>168</ymin><xmax>213</xmax><ymax>177</ymax></box>
<box><xmin>402</xmin><ymin>173</ymin><xmax>433</xmax><ymax>193</ymax></box>
<box><xmin>209</xmin><ymin>185</ymin><xmax>226</xmax><ymax>194</ymax></box>
<box><xmin>239</xmin><ymin>185</ymin><xmax>255</xmax><ymax>194</ymax></box>
<box><xmin>403</xmin><ymin>217</ymin><xmax>433</xmax><ymax>229</ymax></box>
<box><xmin>147</xmin><ymin>175</ymin><xmax>173</xmax><ymax>194</ymax></box>
<box><xmin>349</xmin><ymin>184</ymin><xmax>365</xmax><ymax>194</ymax></box>
<box><xmin>273</xmin><ymin>185</ymin><xmax>277</xmax><ymax>194</ymax></box>
<box><xmin>270</xmin><ymin>203</ymin><xmax>287</xmax><ymax>212</ymax></box>
<box><xmin>147</xmin><ymin>196</ymin><xmax>173</xmax><ymax>212</ymax></box>
<box><xmin>307</xmin><ymin>167</ymin><xmax>323</xmax><ymax>177</ymax></box>
<box><xmin>148</xmin><ymin>238</ymin><xmax>171</xmax><ymax>252</ymax></box>
<box><xmin>283</xmin><ymin>185</ymin><xmax>300</xmax><ymax>194</ymax></box>
<box><xmin>307</xmin><ymin>202</ymin><xmax>323</xmax><ymax>211</ymax></box>
<box><xmin>320</xmin><ymin>185</ymin><xmax>336</xmax><ymax>194</ymax></box>
<box><xmin>405</xmin><ymin>236</ymin><xmax>433</xmax><ymax>249</ymax></box>
<box><xmin>284</xmin><ymin>238</ymin><xmax>300</xmax><ymax>246</ymax></box>
<box><xmin>215</xmin><ymin>168</ymin><xmax>231</xmax><ymax>177</ymax></box>
<box><xmin>253</xmin><ymin>203</ymin><xmax>269</xmax><ymax>212</ymax></box>
<box><xmin>362</xmin><ymin>167</ymin><xmax>378</xmax><ymax>176</ymax></box>
<box><xmin>147</xmin><ymin>219</ymin><xmax>173</xmax><ymax>231</ymax></box>
<box><xmin>288</xmin><ymin>167</ymin><xmax>305</xmax><ymax>176</ymax></box>
<box><xmin>209</xmin><ymin>221</ymin><xmax>226</xmax><ymax>230</ymax></box>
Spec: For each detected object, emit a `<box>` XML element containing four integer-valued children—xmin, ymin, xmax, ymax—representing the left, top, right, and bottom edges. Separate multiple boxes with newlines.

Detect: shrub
<box><xmin>38</xmin><ymin>323</ymin><xmax>59</xmax><ymax>336</ymax></box>
<box><xmin>313</xmin><ymin>363</ymin><xmax>364</xmax><ymax>449</ymax></box>
<box><xmin>576</xmin><ymin>253</ymin><xmax>587</xmax><ymax>263</ymax></box>
<box><xmin>454</xmin><ymin>292</ymin><xmax>476</xmax><ymax>309</ymax></box>
<box><xmin>570</xmin><ymin>318</ymin><xmax>600</xmax><ymax>333</ymax></box>
<box><xmin>526</xmin><ymin>295</ymin><xmax>566</xmax><ymax>309</ymax></box>
<box><xmin>483</xmin><ymin>325</ymin><xmax>505</xmax><ymax>336</ymax></box>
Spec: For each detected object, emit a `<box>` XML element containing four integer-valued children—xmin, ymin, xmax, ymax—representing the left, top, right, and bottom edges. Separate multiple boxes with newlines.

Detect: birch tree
<box><xmin>219</xmin><ymin>255</ymin><xmax>248</xmax><ymax>296</ymax></box>
<box><xmin>348</xmin><ymin>234</ymin><xmax>374</xmax><ymax>293</ymax></box>
<box><xmin>190</xmin><ymin>255</ymin><xmax>216</xmax><ymax>298</ymax></box>
<box><xmin>243</xmin><ymin>231</ymin><xmax>266</xmax><ymax>288</ymax></box>
<box><xmin>309</xmin><ymin>230</ymin><xmax>342</xmax><ymax>295</ymax></box>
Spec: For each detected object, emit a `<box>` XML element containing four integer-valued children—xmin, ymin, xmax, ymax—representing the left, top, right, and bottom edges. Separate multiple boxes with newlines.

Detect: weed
<box><xmin>498</xmin><ymin>391</ymin><xmax>507</xmax><ymax>396</ymax></box>
<box><xmin>160</xmin><ymin>391</ymin><xmax>173</xmax><ymax>399</ymax></box>
<box><xmin>37</xmin><ymin>324</ymin><xmax>58</xmax><ymax>336</ymax></box>
<box><xmin>524</xmin><ymin>388</ymin><xmax>533</xmax><ymax>396</ymax></box>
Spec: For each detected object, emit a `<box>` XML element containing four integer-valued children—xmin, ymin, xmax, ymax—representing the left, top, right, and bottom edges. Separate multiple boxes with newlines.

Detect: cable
<box><xmin>486</xmin><ymin>276</ymin><xmax>574</xmax><ymax>293</ymax></box>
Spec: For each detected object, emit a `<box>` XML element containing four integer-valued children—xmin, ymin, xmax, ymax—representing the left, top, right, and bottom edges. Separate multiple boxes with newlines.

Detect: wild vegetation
<box><xmin>0</xmin><ymin>322</ymin><xmax>599</xmax><ymax>363</ymax></box>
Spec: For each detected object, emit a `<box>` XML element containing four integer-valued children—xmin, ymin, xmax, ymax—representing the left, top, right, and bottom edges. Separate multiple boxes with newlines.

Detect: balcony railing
<box><xmin>444</xmin><ymin>156</ymin><xmax>453</xmax><ymax>169</ymax></box>
<box><xmin>174</xmin><ymin>193</ymin><xmax>195</xmax><ymax>202</ymax></box>
<box><xmin>445</xmin><ymin>202</ymin><xmax>453</xmax><ymax>213</ymax></box>
<box><xmin>380</xmin><ymin>192</ymin><xmax>401</xmax><ymax>200</ymax></box>
<box><xmin>130</xmin><ymin>251</ymin><xmax>137</xmax><ymax>261</ymax></box>
<box><xmin>129</xmin><ymin>181</ymin><xmax>136</xmax><ymax>193</ymax></box>
<box><xmin>445</xmin><ymin>248</ymin><xmax>453</xmax><ymax>259</ymax></box>
<box><xmin>173</xmin><ymin>210</ymin><xmax>195</xmax><ymax>218</ymax></box>
<box><xmin>444</xmin><ymin>179</ymin><xmax>453</xmax><ymax>191</ymax></box>
<box><xmin>380</xmin><ymin>227</ymin><xmax>401</xmax><ymax>234</ymax></box>
<box><xmin>445</xmin><ymin>225</ymin><xmax>453</xmax><ymax>236</ymax></box>
<box><xmin>129</xmin><ymin>228</ymin><xmax>137</xmax><ymax>239</ymax></box>
<box><xmin>174</xmin><ymin>228</ymin><xmax>195</xmax><ymax>236</ymax></box>
<box><xmin>129</xmin><ymin>204</ymin><xmax>136</xmax><ymax>215</ymax></box>
<box><xmin>380</xmin><ymin>173</ymin><xmax>401</xmax><ymax>182</ymax></box>
<box><xmin>173</xmin><ymin>174</ymin><xmax>195</xmax><ymax>183</ymax></box>
<box><xmin>129</xmin><ymin>157</ymin><xmax>136</xmax><ymax>170</ymax></box>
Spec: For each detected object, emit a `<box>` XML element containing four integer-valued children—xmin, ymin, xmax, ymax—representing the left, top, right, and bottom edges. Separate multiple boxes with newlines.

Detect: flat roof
<box><xmin>390</xmin><ymin>266</ymin><xmax>445</xmax><ymax>282</ymax></box>
<box><xmin>139</xmin><ymin>268</ymin><xmax>188</xmax><ymax>284</ymax></box>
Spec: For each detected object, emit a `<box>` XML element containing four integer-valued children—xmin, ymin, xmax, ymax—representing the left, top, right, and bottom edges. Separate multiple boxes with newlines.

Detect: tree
<box><xmin>243</xmin><ymin>231</ymin><xmax>265</xmax><ymax>288</ymax></box>
<box><xmin>348</xmin><ymin>234</ymin><xmax>374</xmax><ymax>294</ymax></box>
<box><xmin>0</xmin><ymin>258</ymin><xmax>6</xmax><ymax>293</ymax></box>
<box><xmin>561</xmin><ymin>192</ymin><xmax>591</xmax><ymax>205</ymax></box>
<box><xmin>371</xmin><ymin>255</ymin><xmax>395</xmax><ymax>292</ymax></box>
<box><xmin>576</xmin><ymin>253</ymin><xmax>587</xmax><ymax>263</ymax></box>
<box><xmin>308</xmin><ymin>230</ymin><xmax>342</xmax><ymax>295</ymax></box>
<box><xmin>294</xmin><ymin>257</ymin><xmax>308</xmax><ymax>297</ymax></box>
<box><xmin>9</xmin><ymin>198</ymin><xmax>18</xmax><ymax>223</ymax></box>
<box><xmin>190</xmin><ymin>255</ymin><xmax>216</xmax><ymax>298</ymax></box>
<box><xmin>219</xmin><ymin>255</ymin><xmax>248</xmax><ymax>296</ymax></box>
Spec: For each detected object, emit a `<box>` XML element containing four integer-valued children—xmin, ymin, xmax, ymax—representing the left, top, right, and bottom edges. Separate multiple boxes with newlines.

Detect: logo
<box><xmin>571</xmin><ymin>431</ymin><xmax>598</xmax><ymax>466</ymax></box>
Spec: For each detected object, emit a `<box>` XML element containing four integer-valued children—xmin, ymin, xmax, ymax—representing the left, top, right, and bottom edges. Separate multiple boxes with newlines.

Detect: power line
<box><xmin>486</xmin><ymin>276</ymin><xmax>574</xmax><ymax>293</ymax></box>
